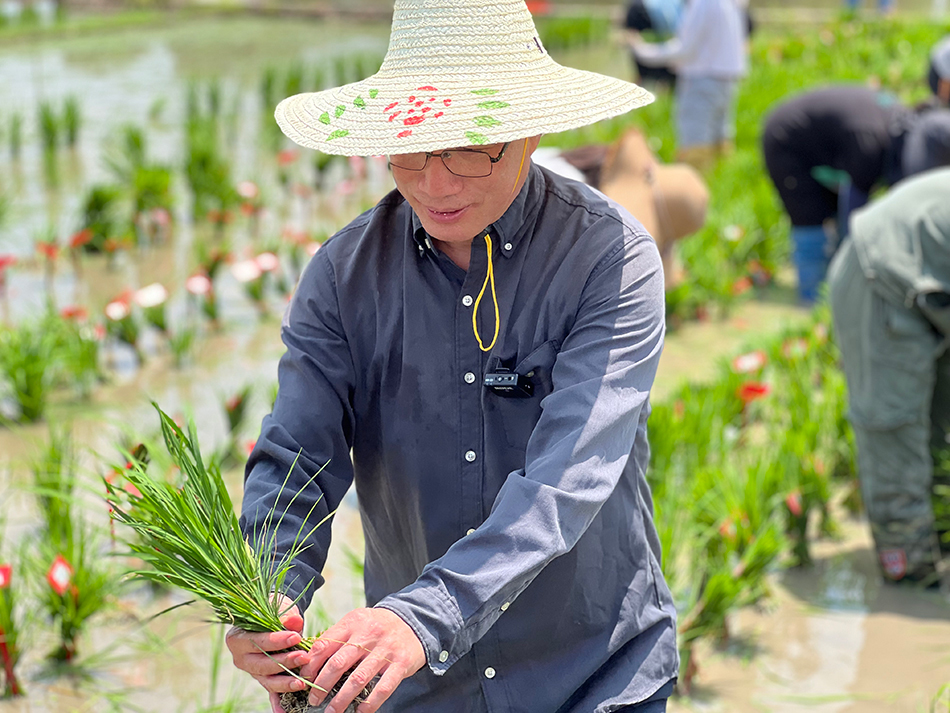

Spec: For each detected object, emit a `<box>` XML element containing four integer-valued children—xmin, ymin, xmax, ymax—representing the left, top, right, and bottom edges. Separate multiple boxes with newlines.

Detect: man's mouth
<box><xmin>426</xmin><ymin>207</ymin><xmax>466</xmax><ymax>221</ymax></box>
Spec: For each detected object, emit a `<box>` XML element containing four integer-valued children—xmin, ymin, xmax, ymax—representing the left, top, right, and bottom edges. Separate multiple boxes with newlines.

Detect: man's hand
<box><xmin>226</xmin><ymin>595</ymin><xmax>312</xmax><ymax>713</ymax></box>
<box><xmin>301</xmin><ymin>607</ymin><xmax>426</xmax><ymax>713</ymax></box>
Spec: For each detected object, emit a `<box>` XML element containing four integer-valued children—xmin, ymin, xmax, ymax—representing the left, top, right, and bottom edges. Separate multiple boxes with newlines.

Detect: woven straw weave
<box><xmin>275</xmin><ymin>0</ymin><xmax>654</xmax><ymax>156</ymax></box>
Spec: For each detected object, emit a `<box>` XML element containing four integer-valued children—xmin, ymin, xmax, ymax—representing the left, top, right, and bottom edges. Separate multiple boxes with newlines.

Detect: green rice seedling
<box><xmin>106</xmin><ymin>404</ymin><xmax>345</xmax><ymax>710</ymax></box>
<box><xmin>185</xmin><ymin>115</ymin><xmax>238</xmax><ymax>227</ymax></box>
<box><xmin>34</xmin><ymin>522</ymin><xmax>116</xmax><ymax>663</ymax></box>
<box><xmin>62</xmin><ymin>95</ymin><xmax>81</xmax><ymax>147</ymax></box>
<box><xmin>0</xmin><ymin>320</ymin><xmax>54</xmax><ymax>423</ymax></box>
<box><xmin>31</xmin><ymin>427</ymin><xmax>78</xmax><ymax>549</ymax></box>
<box><xmin>43</xmin><ymin>308</ymin><xmax>101</xmax><ymax>399</ymax></box>
<box><xmin>208</xmin><ymin>79</ymin><xmax>222</xmax><ymax>119</ymax></box>
<box><xmin>168</xmin><ymin>326</ymin><xmax>196</xmax><ymax>369</ymax></box>
<box><xmin>38</xmin><ymin>99</ymin><xmax>59</xmax><ymax>153</ymax></box>
<box><xmin>284</xmin><ymin>64</ymin><xmax>304</xmax><ymax>98</ymax></box>
<box><xmin>261</xmin><ymin>66</ymin><xmax>278</xmax><ymax>109</ymax></box>
<box><xmin>77</xmin><ymin>183</ymin><xmax>123</xmax><ymax>253</ymax></box>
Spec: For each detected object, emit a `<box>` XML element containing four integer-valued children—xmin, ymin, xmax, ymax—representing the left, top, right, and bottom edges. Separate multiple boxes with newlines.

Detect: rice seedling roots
<box><xmin>279</xmin><ymin>670</ymin><xmax>376</xmax><ymax>713</ymax></box>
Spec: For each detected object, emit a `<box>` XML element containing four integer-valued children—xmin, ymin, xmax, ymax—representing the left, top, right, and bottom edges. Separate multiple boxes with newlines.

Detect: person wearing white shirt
<box><xmin>628</xmin><ymin>0</ymin><xmax>748</xmax><ymax>171</ymax></box>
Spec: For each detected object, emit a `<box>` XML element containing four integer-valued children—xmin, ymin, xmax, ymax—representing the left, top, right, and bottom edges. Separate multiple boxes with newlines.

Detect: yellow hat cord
<box><xmin>471</xmin><ymin>140</ymin><xmax>528</xmax><ymax>353</ymax></box>
<box><xmin>472</xmin><ymin>233</ymin><xmax>499</xmax><ymax>352</ymax></box>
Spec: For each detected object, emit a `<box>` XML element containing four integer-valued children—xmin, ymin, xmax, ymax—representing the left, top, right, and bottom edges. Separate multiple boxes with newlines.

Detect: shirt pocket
<box><xmin>486</xmin><ymin>340</ymin><xmax>560</xmax><ymax>458</ymax></box>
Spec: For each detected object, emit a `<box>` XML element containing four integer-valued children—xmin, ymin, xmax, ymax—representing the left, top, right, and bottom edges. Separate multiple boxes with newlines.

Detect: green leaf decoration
<box><xmin>473</xmin><ymin>115</ymin><xmax>501</xmax><ymax>128</ymax></box>
<box><xmin>319</xmin><ymin>112</ymin><xmax>331</xmax><ymax>125</ymax></box>
<box><xmin>354</xmin><ymin>96</ymin><xmax>366</xmax><ymax>109</ymax></box>
<box><xmin>465</xmin><ymin>131</ymin><xmax>488</xmax><ymax>144</ymax></box>
<box><xmin>369</xmin><ymin>89</ymin><xmax>379</xmax><ymax>99</ymax></box>
<box><xmin>477</xmin><ymin>101</ymin><xmax>510</xmax><ymax>110</ymax></box>
<box><xmin>335</xmin><ymin>105</ymin><xmax>346</xmax><ymax>118</ymax></box>
<box><xmin>471</xmin><ymin>89</ymin><xmax>499</xmax><ymax>95</ymax></box>
<box><xmin>327</xmin><ymin>129</ymin><xmax>349</xmax><ymax>141</ymax></box>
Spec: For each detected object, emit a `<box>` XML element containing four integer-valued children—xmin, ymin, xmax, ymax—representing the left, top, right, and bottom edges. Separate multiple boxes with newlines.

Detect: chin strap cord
<box><xmin>473</xmin><ymin>233</ymin><xmax>499</xmax><ymax>352</ymax></box>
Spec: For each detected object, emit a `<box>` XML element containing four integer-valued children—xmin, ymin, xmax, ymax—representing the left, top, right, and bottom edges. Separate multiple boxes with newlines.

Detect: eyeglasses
<box><xmin>388</xmin><ymin>142</ymin><xmax>511</xmax><ymax>178</ymax></box>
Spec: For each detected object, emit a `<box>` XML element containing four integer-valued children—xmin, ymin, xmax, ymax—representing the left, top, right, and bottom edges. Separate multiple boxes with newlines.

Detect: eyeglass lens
<box><xmin>390</xmin><ymin>150</ymin><xmax>494</xmax><ymax>177</ymax></box>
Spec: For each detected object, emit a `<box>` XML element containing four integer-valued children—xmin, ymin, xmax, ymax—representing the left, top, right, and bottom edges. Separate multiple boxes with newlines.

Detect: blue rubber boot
<box><xmin>791</xmin><ymin>225</ymin><xmax>829</xmax><ymax>304</ymax></box>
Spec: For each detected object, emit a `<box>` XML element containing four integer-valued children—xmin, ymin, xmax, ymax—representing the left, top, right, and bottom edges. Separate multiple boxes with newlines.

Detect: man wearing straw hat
<box><xmin>229</xmin><ymin>1</ymin><xmax>679</xmax><ymax>711</ymax></box>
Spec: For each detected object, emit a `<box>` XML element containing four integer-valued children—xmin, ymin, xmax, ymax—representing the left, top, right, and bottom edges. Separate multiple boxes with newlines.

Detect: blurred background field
<box><xmin>0</xmin><ymin>2</ymin><xmax>950</xmax><ymax>712</ymax></box>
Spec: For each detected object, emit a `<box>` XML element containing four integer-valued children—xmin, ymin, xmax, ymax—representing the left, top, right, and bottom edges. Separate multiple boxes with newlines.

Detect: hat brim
<box><xmin>275</xmin><ymin>65</ymin><xmax>654</xmax><ymax>156</ymax></box>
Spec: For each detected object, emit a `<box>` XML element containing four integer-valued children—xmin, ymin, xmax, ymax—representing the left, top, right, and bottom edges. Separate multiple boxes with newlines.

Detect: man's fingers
<box><xmin>308</xmin><ymin>644</ymin><xmax>366</xmax><ymax>706</ymax></box>
<box><xmin>355</xmin><ymin>664</ymin><xmax>405</xmax><ymax>713</ymax></box>
<box><xmin>325</xmin><ymin>656</ymin><xmax>386</xmax><ymax>713</ymax></box>
<box><xmin>252</xmin><ymin>670</ymin><xmax>311</xmax><ymax>694</ymax></box>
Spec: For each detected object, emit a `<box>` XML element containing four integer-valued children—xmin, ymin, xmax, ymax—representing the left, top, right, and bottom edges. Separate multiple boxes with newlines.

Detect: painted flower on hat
<box><xmin>384</xmin><ymin>86</ymin><xmax>452</xmax><ymax>139</ymax></box>
<box><xmin>46</xmin><ymin>554</ymin><xmax>73</xmax><ymax>596</ymax></box>
<box><xmin>0</xmin><ymin>563</ymin><xmax>11</xmax><ymax>589</ymax></box>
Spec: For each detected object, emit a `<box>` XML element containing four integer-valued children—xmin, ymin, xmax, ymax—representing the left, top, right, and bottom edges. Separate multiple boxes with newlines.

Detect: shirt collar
<box><xmin>410</xmin><ymin>163</ymin><xmax>545</xmax><ymax>258</ymax></box>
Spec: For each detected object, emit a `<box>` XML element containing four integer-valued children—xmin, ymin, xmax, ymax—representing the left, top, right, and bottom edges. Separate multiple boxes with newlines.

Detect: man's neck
<box><xmin>432</xmin><ymin>237</ymin><xmax>474</xmax><ymax>271</ymax></box>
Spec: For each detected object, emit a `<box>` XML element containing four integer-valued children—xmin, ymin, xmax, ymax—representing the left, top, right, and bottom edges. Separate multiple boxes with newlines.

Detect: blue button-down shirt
<box><xmin>241</xmin><ymin>163</ymin><xmax>679</xmax><ymax>712</ymax></box>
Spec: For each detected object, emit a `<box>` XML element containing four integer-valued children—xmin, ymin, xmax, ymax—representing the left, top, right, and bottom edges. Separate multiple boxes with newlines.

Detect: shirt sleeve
<box><xmin>633</xmin><ymin>0</ymin><xmax>708</xmax><ymax>67</ymax></box>
<box><xmin>375</xmin><ymin>225</ymin><xmax>665</xmax><ymax>675</ymax></box>
<box><xmin>239</xmin><ymin>247</ymin><xmax>358</xmax><ymax>609</ymax></box>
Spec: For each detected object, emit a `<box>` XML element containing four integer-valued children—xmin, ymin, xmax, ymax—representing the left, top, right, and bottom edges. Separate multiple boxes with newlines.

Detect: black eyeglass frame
<box><xmin>388</xmin><ymin>142</ymin><xmax>512</xmax><ymax>178</ymax></box>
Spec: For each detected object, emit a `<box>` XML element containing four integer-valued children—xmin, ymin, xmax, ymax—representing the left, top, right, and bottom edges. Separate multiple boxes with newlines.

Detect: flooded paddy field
<box><xmin>0</xmin><ymin>9</ymin><xmax>949</xmax><ymax>713</ymax></box>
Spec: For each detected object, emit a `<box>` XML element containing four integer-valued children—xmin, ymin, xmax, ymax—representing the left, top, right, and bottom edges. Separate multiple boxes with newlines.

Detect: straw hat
<box><xmin>275</xmin><ymin>0</ymin><xmax>654</xmax><ymax>156</ymax></box>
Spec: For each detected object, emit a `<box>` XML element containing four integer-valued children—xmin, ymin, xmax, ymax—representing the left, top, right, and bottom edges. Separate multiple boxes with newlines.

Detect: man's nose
<box><xmin>418</xmin><ymin>155</ymin><xmax>463</xmax><ymax>195</ymax></box>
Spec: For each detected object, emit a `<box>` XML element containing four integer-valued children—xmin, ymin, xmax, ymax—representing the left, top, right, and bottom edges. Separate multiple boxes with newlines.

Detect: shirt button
<box><xmin>439</xmin><ymin>650</ymin><xmax>449</xmax><ymax>663</ymax></box>
<box><xmin>500</xmin><ymin>602</ymin><xmax>510</xmax><ymax>611</ymax></box>
<box><xmin>484</xmin><ymin>667</ymin><xmax>496</xmax><ymax>679</ymax></box>
<box><xmin>503</xmin><ymin>242</ymin><xmax>513</xmax><ymax>251</ymax></box>
<box><xmin>466</xmin><ymin>528</ymin><xmax>476</xmax><ymax>536</ymax></box>
<box><xmin>464</xmin><ymin>372</ymin><xmax>476</xmax><ymax>384</ymax></box>
<box><xmin>462</xmin><ymin>295</ymin><xmax>474</xmax><ymax>307</ymax></box>
<box><xmin>464</xmin><ymin>450</ymin><xmax>477</xmax><ymax>462</ymax></box>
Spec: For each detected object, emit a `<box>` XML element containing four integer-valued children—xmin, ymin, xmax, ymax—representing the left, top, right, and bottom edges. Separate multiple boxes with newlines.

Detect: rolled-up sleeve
<box><xmin>376</xmin><ymin>230</ymin><xmax>665</xmax><ymax>674</ymax></box>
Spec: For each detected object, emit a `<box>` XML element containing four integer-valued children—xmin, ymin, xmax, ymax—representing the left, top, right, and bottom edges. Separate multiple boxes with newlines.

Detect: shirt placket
<box><xmin>455</xmin><ymin>234</ymin><xmax>511</xmax><ymax>713</ymax></box>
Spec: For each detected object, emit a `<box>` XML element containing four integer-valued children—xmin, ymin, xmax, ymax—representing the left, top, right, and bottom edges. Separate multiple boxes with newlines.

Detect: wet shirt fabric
<box><xmin>241</xmin><ymin>164</ymin><xmax>679</xmax><ymax>712</ymax></box>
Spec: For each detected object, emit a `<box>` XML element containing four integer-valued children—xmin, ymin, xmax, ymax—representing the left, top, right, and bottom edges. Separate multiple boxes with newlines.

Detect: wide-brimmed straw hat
<box><xmin>275</xmin><ymin>0</ymin><xmax>654</xmax><ymax>156</ymax></box>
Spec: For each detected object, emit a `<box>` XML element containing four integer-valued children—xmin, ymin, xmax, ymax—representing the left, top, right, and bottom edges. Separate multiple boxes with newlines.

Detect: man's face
<box><xmin>389</xmin><ymin>136</ymin><xmax>541</xmax><ymax>244</ymax></box>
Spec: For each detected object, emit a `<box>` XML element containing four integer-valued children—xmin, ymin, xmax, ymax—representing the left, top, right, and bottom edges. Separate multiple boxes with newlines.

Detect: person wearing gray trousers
<box><xmin>828</xmin><ymin>167</ymin><xmax>950</xmax><ymax>585</ymax></box>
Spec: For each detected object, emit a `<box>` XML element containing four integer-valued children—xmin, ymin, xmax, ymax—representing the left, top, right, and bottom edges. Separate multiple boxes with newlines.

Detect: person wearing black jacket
<box><xmin>761</xmin><ymin>85</ymin><xmax>950</xmax><ymax>303</ymax></box>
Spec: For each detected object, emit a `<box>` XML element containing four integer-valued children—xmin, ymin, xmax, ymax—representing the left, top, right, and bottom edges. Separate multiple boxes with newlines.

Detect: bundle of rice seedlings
<box><xmin>106</xmin><ymin>404</ymin><xmax>371</xmax><ymax>712</ymax></box>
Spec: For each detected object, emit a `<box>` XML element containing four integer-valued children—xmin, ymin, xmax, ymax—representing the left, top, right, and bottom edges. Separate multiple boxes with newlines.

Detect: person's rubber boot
<box><xmin>790</xmin><ymin>225</ymin><xmax>829</xmax><ymax>305</ymax></box>
<box><xmin>675</xmin><ymin>145</ymin><xmax>718</xmax><ymax>174</ymax></box>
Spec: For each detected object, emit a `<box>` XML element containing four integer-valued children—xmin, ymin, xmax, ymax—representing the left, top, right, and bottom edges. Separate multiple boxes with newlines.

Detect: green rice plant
<box><xmin>261</xmin><ymin>66</ymin><xmax>278</xmax><ymax>109</ymax></box>
<box><xmin>284</xmin><ymin>63</ymin><xmax>304</xmax><ymax>98</ymax></box>
<box><xmin>62</xmin><ymin>95</ymin><xmax>81</xmax><ymax>147</ymax></box>
<box><xmin>38</xmin><ymin>99</ymin><xmax>59</xmax><ymax>153</ymax></box>
<box><xmin>534</xmin><ymin>14</ymin><xmax>610</xmax><ymax>52</ymax></box>
<box><xmin>106</xmin><ymin>404</ymin><xmax>328</xmax><ymax>636</ymax></box>
<box><xmin>106</xmin><ymin>404</ymin><xmax>340</xmax><ymax>711</ymax></box>
<box><xmin>185</xmin><ymin>115</ymin><xmax>238</xmax><ymax>227</ymax></box>
<box><xmin>77</xmin><ymin>183</ymin><xmax>124</xmax><ymax>253</ymax></box>
<box><xmin>0</xmin><ymin>320</ymin><xmax>55</xmax><ymax>423</ymax></box>
<box><xmin>42</xmin><ymin>308</ymin><xmax>101</xmax><ymax>399</ymax></box>
<box><xmin>31</xmin><ymin>427</ymin><xmax>77</xmax><ymax>549</ymax></box>
<box><xmin>34</xmin><ymin>522</ymin><xmax>116</xmax><ymax>663</ymax></box>
<box><xmin>168</xmin><ymin>326</ymin><xmax>196</xmax><ymax>369</ymax></box>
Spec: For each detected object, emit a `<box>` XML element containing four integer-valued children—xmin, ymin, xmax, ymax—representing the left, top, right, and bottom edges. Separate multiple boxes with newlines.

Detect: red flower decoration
<box><xmin>46</xmin><ymin>555</ymin><xmax>74</xmax><ymax>596</ymax></box>
<box><xmin>785</xmin><ymin>490</ymin><xmax>803</xmax><ymax>518</ymax></box>
<box><xmin>386</xmin><ymin>86</ymin><xmax>448</xmax><ymax>138</ymax></box>
<box><xmin>0</xmin><ymin>563</ymin><xmax>11</xmax><ymax>589</ymax></box>
<box><xmin>737</xmin><ymin>381</ymin><xmax>771</xmax><ymax>404</ymax></box>
<box><xmin>36</xmin><ymin>241</ymin><xmax>59</xmax><ymax>261</ymax></box>
<box><xmin>69</xmin><ymin>229</ymin><xmax>93</xmax><ymax>249</ymax></box>
<box><xmin>60</xmin><ymin>305</ymin><xmax>88</xmax><ymax>321</ymax></box>
<box><xmin>277</xmin><ymin>149</ymin><xmax>298</xmax><ymax>166</ymax></box>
